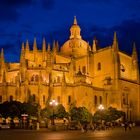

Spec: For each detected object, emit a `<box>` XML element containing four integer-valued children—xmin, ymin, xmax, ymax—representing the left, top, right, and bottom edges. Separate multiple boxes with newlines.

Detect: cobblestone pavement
<box><xmin>0</xmin><ymin>127</ymin><xmax>139</xmax><ymax>140</ymax></box>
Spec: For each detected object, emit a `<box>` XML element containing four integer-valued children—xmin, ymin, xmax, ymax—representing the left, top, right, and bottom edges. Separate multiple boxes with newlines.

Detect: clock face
<box><xmin>120</xmin><ymin>64</ymin><xmax>125</xmax><ymax>72</ymax></box>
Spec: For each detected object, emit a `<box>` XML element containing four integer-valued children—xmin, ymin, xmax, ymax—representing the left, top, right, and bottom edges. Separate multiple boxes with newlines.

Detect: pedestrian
<box><xmin>124</xmin><ymin>122</ymin><xmax>128</xmax><ymax>131</ymax></box>
<box><xmin>128</xmin><ymin>123</ymin><xmax>132</xmax><ymax>131</ymax></box>
<box><xmin>83</xmin><ymin>123</ymin><xmax>88</xmax><ymax>132</ymax></box>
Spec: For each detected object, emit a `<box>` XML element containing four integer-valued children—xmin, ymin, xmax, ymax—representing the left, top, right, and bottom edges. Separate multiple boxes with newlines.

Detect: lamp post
<box><xmin>49</xmin><ymin>100</ymin><xmax>58</xmax><ymax>125</ymax></box>
<box><xmin>98</xmin><ymin>104</ymin><xmax>104</xmax><ymax>124</ymax></box>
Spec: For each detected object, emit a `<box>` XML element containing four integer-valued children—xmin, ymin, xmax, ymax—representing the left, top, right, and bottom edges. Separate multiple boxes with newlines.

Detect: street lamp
<box><xmin>98</xmin><ymin>104</ymin><xmax>104</xmax><ymax>124</ymax></box>
<box><xmin>98</xmin><ymin>104</ymin><xmax>104</xmax><ymax>110</ymax></box>
<box><xmin>49</xmin><ymin>100</ymin><xmax>58</xmax><ymax>125</ymax></box>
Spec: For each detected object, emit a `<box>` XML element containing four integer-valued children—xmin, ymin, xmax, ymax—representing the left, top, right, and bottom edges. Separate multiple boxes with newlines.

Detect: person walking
<box><xmin>124</xmin><ymin>122</ymin><xmax>128</xmax><ymax>131</ymax></box>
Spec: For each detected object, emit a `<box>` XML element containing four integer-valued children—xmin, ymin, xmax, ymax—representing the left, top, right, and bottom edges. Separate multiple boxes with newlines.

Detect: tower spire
<box><xmin>92</xmin><ymin>37</ymin><xmax>97</xmax><ymax>52</ymax></box>
<box><xmin>70</xmin><ymin>16</ymin><xmax>81</xmax><ymax>39</ymax></box>
<box><xmin>33</xmin><ymin>37</ymin><xmax>37</xmax><ymax>51</ymax></box>
<box><xmin>47</xmin><ymin>43</ymin><xmax>51</xmax><ymax>52</ymax></box>
<box><xmin>25</xmin><ymin>40</ymin><xmax>30</xmax><ymax>51</ymax></box>
<box><xmin>56</xmin><ymin>41</ymin><xmax>59</xmax><ymax>52</ymax></box>
<box><xmin>21</xmin><ymin>42</ymin><xmax>25</xmax><ymax>51</ymax></box>
<box><xmin>20</xmin><ymin>42</ymin><xmax>25</xmax><ymax>63</ymax></box>
<box><xmin>52</xmin><ymin>40</ymin><xmax>56</xmax><ymax>52</ymax></box>
<box><xmin>112</xmin><ymin>31</ymin><xmax>119</xmax><ymax>51</ymax></box>
<box><xmin>1</xmin><ymin>48</ymin><xmax>5</xmax><ymax>63</ymax></box>
<box><xmin>74</xmin><ymin>16</ymin><xmax>77</xmax><ymax>25</ymax></box>
<box><xmin>42</xmin><ymin>38</ymin><xmax>46</xmax><ymax>52</ymax></box>
<box><xmin>132</xmin><ymin>42</ymin><xmax>138</xmax><ymax>60</ymax></box>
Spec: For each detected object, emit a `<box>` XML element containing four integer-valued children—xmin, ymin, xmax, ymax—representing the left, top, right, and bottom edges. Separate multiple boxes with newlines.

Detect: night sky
<box><xmin>0</xmin><ymin>0</ymin><xmax>140</xmax><ymax>63</ymax></box>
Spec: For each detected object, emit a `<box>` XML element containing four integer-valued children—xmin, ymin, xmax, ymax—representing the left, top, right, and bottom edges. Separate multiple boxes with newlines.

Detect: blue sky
<box><xmin>0</xmin><ymin>0</ymin><xmax>140</xmax><ymax>62</ymax></box>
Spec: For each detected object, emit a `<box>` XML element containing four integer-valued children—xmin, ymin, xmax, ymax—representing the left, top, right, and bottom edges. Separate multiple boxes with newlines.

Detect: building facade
<box><xmin>0</xmin><ymin>17</ymin><xmax>140</xmax><ymax>121</ymax></box>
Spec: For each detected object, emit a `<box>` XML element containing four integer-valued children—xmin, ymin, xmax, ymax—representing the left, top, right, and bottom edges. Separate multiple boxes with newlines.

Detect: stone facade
<box><xmin>0</xmin><ymin>17</ymin><xmax>140</xmax><ymax>121</ymax></box>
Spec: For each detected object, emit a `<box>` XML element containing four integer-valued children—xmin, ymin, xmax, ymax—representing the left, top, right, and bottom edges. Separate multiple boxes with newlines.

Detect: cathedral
<box><xmin>0</xmin><ymin>17</ymin><xmax>140</xmax><ymax>122</ymax></box>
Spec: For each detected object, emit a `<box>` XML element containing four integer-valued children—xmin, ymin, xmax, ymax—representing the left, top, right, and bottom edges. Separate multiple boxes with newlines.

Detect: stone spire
<box><xmin>132</xmin><ymin>42</ymin><xmax>138</xmax><ymax>60</ymax></box>
<box><xmin>42</xmin><ymin>38</ymin><xmax>46</xmax><ymax>61</ymax></box>
<box><xmin>112</xmin><ymin>32</ymin><xmax>119</xmax><ymax>51</ymax></box>
<box><xmin>21</xmin><ymin>42</ymin><xmax>25</xmax><ymax>51</ymax></box>
<box><xmin>0</xmin><ymin>48</ymin><xmax>5</xmax><ymax>72</ymax></box>
<box><xmin>56</xmin><ymin>41</ymin><xmax>59</xmax><ymax>52</ymax></box>
<box><xmin>92</xmin><ymin>37</ymin><xmax>98</xmax><ymax>52</ymax></box>
<box><xmin>33</xmin><ymin>37</ymin><xmax>37</xmax><ymax>52</ymax></box>
<box><xmin>47</xmin><ymin>43</ymin><xmax>52</xmax><ymax>67</ymax></box>
<box><xmin>74</xmin><ymin>16</ymin><xmax>77</xmax><ymax>25</ymax></box>
<box><xmin>131</xmin><ymin>42</ymin><xmax>139</xmax><ymax>82</ymax></box>
<box><xmin>1</xmin><ymin>48</ymin><xmax>5</xmax><ymax>64</ymax></box>
<box><xmin>42</xmin><ymin>38</ymin><xmax>46</xmax><ymax>52</ymax></box>
<box><xmin>20</xmin><ymin>42</ymin><xmax>26</xmax><ymax>82</ymax></box>
<box><xmin>52</xmin><ymin>40</ymin><xmax>56</xmax><ymax>52</ymax></box>
<box><xmin>25</xmin><ymin>40</ymin><xmax>30</xmax><ymax>51</ymax></box>
<box><xmin>47</xmin><ymin>43</ymin><xmax>51</xmax><ymax>52</ymax></box>
<box><xmin>20</xmin><ymin>42</ymin><xmax>25</xmax><ymax>63</ymax></box>
<box><xmin>112</xmin><ymin>32</ymin><xmax>120</xmax><ymax>89</ymax></box>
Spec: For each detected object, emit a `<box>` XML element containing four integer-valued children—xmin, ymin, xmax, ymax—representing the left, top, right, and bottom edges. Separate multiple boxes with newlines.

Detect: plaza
<box><xmin>0</xmin><ymin>126</ymin><xmax>139</xmax><ymax>140</ymax></box>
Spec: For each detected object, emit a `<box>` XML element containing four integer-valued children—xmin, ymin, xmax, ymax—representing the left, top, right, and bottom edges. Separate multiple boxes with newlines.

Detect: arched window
<box><xmin>97</xmin><ymin>62</ymin><xmax>101</xmax><ymax>70</ymax></box>
<box><xmin>43</xmin><ymin>95</ymin><xmax>45</xmax><ymax>103</ymax></box>
<box><xmin>99</xmin><ymin>96</ymin><xmax>102</xmax><ymax>104</ymax></box>
<box><xmin>9</xmin><ymin>95</ymin><xmax>13</xmax><ymax>101</ymax></box>
<box><xmin>31</xmin><ymin>75</ymin><xmax>34</xmax><ymax>81</ymax></box>
<box><xmin>82</xmin><ymin>66</ymin><xmax>86</xmax><ymax>74</ymax></box>
<box><xmin>0</xmin><ymin>96</ymin><xmax>2</xmax><ymax>103</ymax></box>
<box><xmin>94</xmin><ymin>95</ymin><xmax>97</xmax><ymax>106</ymax></box>
<box><xmin>35</xmin><ymin>75</ymin><xmax>39</xmax><ymax>82</ymax></box>
<box><xmin>57</xmin><ymin>76</ymin><xmax>60</xmax><ymax>83</ymax></box>
<box><xmin>68</xmin><ymin>95</ymin><xmax>71</xmax><ymax>104</ymax></box>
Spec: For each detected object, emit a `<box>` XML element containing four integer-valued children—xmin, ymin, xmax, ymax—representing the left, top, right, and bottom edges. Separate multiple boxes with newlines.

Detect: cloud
<box><xmin>0</xmin><ymin>0</ymin><xmax>35</xmax><ymax>22</ymax></box>
<box><xmin>0</xmin><ymin>43</ymin><xmax>20</xmax><ymax>62</ymax></box>
<box><xmin>42</xmin><ymin>0</ymin><xmax>55</xmax><ymax>10</ymax></box>
<box><xmin>0</xmin><ymin>0</ymin><xmax>34</xmax><ymax>6</ymax></box>
<box><xmin>72</xmin><ymin>0</ymin><xmax>112</xmax><ymax>3</ymax></box>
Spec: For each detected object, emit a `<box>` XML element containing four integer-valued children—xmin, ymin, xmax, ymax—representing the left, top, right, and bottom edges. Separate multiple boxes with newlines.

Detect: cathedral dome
<box><xmin>61</xmin><ymin>17</ymin><xmax>91</xmax><ymax>57</ymax></box>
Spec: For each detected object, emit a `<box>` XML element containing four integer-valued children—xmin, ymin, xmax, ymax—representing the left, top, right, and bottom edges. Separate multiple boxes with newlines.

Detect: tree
<box><xmin>0</xmin><ymin>101</ymin><xmax>22</xmax><ymax>118</ymax></box>
<box><xmin>93</xmin><ymin>107</ymin><xmax>125</xmax><ymax>123</ymax></box>
<box><xmin>22</xmin><ymin>102</ymin><xmax>39</xmax><ymax>118</ymax></box>
<box><xmin>70</xmin><ymin>106</ymin><xmax>90</xmax><ymax>124</ymax></box>
<box><xmin>55</xmin><ymin>104</ymin><xmax>69</xmax><ymax>119</ymax></box>
<box><xmin>40</xmin><ymin>107</ymin><xmax>52</xmax><ymax>119</ymax></box>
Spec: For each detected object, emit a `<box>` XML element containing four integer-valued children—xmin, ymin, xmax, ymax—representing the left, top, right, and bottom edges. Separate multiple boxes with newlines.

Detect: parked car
<box><xmin>0</xmin><ymin>123</ymin><xmax>10</xmax><ymax>129</ymax></box>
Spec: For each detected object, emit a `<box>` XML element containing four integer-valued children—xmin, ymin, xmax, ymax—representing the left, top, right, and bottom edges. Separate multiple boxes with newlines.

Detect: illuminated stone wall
<box><xmin>0</xmin><ymin>17</ymin><xmax>139</xmax><ymax>121</ymax></box>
